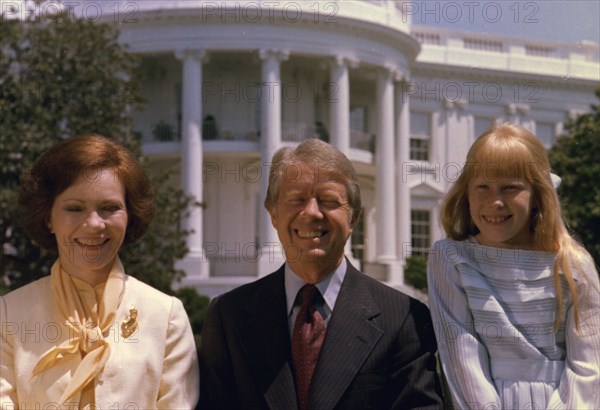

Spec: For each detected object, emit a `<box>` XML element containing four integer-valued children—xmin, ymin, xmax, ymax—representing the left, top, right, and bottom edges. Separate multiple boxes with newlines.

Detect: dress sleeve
<box><xmin>427</xmin><ymin>241</ymin><xmax>502</xmax><ymax>410</ymax></box>
<box><xmin>156</xmin><ymin>297</ymin><xmax>200</xmax><ymax>409</ymax></box>
<box><xmin>547</xmin><ymin>260</ymin><xmax>600</xmax><ymax>409</ymax></box>
<box><xmin>0</xmin><ymin>296</ymin><xmax>17</xmax><ymax>409</ymax></box>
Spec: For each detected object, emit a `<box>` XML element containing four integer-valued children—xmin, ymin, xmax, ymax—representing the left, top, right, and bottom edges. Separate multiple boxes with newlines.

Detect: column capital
<box><xmin>394</xmin><ymin>69</ymin><xmax>409</xmax><ymax>83</ymax></box>
<box><xmin>506</xmin><ymin>103</ymin><xmax>530</xmax><ymax>116</ymax></box>
<box><xmin>258</xmin><ymin>49</ymin><xmax>290</xmax><ymax>62</ymax></box>
<box><xmin>331</xmin><ymin>55</ymin><xmax>359</xmax><ymax>69</ymax></box>
<box><xmin>379</xmin><ymin>63</ymin><xmax>404</xmax><ymax>82</ymax></box>
<box><xmin>443</xmin><ymin>98</ymin><xmax>469</xmax><ymax>110</ymax></box>
<box><xmin>568</xmin><ymin>108</ymin><xmax>585</xmax><ymax>120</ymax></box>
<box><xmin>175</xmin><ymin>48</ymin><xmax>209</xmax><ymax>63</ymax></box>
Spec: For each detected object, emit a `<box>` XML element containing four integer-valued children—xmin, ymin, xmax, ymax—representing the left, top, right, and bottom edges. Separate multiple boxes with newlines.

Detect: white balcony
<box><xmin>142</xmin><ymin>123</ymin><xmax>376</xmax><ymax>161</ymax></box>
<box><xmin>412</xmin><ymin>26</ymin><xmax>599</xmax><ymax>81</ymax></box>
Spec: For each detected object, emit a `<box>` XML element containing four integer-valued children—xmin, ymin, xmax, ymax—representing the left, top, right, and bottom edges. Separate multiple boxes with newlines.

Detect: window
<box><xmin>351</xmin><ymin>209</ymin><xmax>365</xmax><ymax>264</ymax></box>
<box><xmin>536</xmin><ymin>122</ymin><xmax>556</xmax><ymax>148</ymax></box>
<box><xmin>350</xmin><ymin>106</ymin><xmax>367</xmax><ymax>132</ymax></box>
<box><xmin>176</xmin><ymin>83</ymin><xmax>182</xmax><ymax>138</ymax></box>
<box><xmin>410</xmin><ymin>112</ymin><xmax>431</xmax><ymax>161</ymax></box>
<box><xmin>411</xmin><ymin>209</ymin><xmax>431</xmax><ymax>255</ymax></box>
<box><xmin>350</xmin><ymin>106</ymin><xmax>372</xmax><ymax>151</ymax></box>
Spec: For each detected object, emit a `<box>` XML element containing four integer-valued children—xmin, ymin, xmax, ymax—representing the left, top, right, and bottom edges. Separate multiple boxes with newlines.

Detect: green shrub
<box><xmin>404</xmin><ymin>254</ymin><xmax>428</xmax><ymax>291</ymax></box>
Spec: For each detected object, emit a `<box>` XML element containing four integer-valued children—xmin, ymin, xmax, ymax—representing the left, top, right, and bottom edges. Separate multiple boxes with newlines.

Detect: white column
<box><xmin>444</xmin><ymin>98</ymin><xmax>469</xmax><ymax>190</ymax></box>
<box><xmin>443</xmin><ymin>99</ymin><xmax>455</xmax><ymax>190</ymax></box>
<box><xmin>506</xmin><ymin>103</ymin><xmax>532</xmax><ymax>125</ymax></box>
<box><xmin>329</xmin><ymin>56</ymin><xmax>350</xmax><ymax>154</ymax></box>
<box><xmin>519</xmin><ymin>104</ymin><xmax>533</xmax><ymax>131</ymax></box>
<box><xmin>176</xmin><ymin>49</ymin><xmax>209</xmax><ymax>281</ymax></box>
<box><xmin>376</xmin><ymin>67</ymin><xmax>401</xmax><ymax>284</ymax></box>
<box><xmin>258</xmin><ymin>49</ymin><xmax>289</xmax><ymax>276</ymax></box>
<box><xmin>395</xmin><ymin>78</ymin><xmax>411</xmax><ymax>282</ymax></box>
<box><xmin>329</xmin><ymin>55</ymin><xmax>361</xmax><ymax>267</ymax></box>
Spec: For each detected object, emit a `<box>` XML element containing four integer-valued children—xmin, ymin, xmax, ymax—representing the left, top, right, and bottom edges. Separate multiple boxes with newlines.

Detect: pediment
<box><xmin>410</xmin><ymin>182</ymin><xmax>444</xmax><ymax>198</ymax></box>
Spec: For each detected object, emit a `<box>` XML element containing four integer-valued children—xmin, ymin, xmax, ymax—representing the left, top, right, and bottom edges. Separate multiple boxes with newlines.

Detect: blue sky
<box><xmin>410</xmin><ymin>0</ymin><xmax>600</xmax><ymax>44</ymax></box>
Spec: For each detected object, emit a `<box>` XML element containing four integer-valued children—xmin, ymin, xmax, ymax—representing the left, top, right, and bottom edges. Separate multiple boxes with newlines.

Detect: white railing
<box><xmin>412</xmin><ymin>26</ymin><xmax>599</xmax><ymax>60</ymax></box>
<box><xmin>412</xmin><ymin>26</ymin><xmax>599</xmax><ymax>81</ymax></box>
<box><xmin>463</xmin><ymin>37</ymin><xmax>504</xmax><ymax>52</ymax></box>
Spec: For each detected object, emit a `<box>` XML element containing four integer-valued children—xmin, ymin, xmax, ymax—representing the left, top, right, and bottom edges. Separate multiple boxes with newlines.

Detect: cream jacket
<box><xmin>0</xmin><ymin>274</ymin><xmax>199</xmax><ymax>409</ymax></box>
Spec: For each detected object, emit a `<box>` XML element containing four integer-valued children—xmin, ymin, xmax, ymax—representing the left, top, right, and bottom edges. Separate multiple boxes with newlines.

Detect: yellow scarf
<box><xmin>31</xmin><ymin>258</ymin><xmax>125</xmax><ymax>403</ymax></box>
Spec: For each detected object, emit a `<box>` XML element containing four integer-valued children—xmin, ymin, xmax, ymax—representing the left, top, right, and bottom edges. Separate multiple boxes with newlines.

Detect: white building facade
<box><xmin>101</xmin><ymin>1</ymin><xmax>598</xmax><ymax>297</ymax></box>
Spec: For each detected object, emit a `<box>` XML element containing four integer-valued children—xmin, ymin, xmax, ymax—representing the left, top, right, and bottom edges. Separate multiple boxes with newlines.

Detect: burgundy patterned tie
<box><xmin>292</xmin><ymin>284</ymin><xmax>326</xmax><ymax>410</ymax></box>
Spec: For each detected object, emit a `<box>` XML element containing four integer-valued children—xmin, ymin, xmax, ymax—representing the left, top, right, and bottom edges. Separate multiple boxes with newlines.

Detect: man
<box><xmin>199</xmin><ymin>139</ymin><xmax>444</xmax><ymax>409</ymax></box>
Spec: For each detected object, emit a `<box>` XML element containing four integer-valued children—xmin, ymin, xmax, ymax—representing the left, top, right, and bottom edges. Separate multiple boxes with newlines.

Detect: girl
<box><xmin>427</xmin><ymin>123</ymin><xmax>600</xmax><ymax>409</ymax></box>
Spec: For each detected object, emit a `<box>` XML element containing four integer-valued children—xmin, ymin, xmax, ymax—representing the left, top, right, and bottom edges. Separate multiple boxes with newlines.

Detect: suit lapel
<box><xmin>309</xmin><ymin>264</ymin><xmax>383</xmax><ymax>409</ymax></box>
<box><xmin>237</xmin><ymin>267</ymin><xmax>298</xmax><ymax>410</ymax></box>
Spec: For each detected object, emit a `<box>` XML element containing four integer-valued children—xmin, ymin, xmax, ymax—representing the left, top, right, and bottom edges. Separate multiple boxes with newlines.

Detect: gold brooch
<box><xmin>121</xmin><ymin>306</ymin><xmax>139</xmax><ymax>338</ymax></box>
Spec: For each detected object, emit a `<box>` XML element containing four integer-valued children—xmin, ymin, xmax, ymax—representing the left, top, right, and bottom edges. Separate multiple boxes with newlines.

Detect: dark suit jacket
<box><xmin>198</xmin><ymin>261</ymin><xmax>444</xmax><ymax>409</ymax></box>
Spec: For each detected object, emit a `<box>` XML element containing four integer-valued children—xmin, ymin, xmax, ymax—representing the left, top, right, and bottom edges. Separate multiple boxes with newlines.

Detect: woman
<box><xmin>427</xmin><ymin>123</ymin><xmax>600</xmax><ymax>409</ymax></box>
<box><xmin>0</xmin><ymin>135</ymin><xmax>199</xmax><ymax>408</ymax></box>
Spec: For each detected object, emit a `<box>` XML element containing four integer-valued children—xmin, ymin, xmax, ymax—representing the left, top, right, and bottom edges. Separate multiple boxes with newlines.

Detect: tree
<box><xmin>0</xmin><ymin>4</ymin><xmax>208</xmax><ymax>332</ymax></box>
<box><xmin>548</xmin><ymin>88</ymin><xmax>600</xmax><ymax>266</ymax></box>
<box><xmin>404</xmin><ymin>254</ymin><xmax>428</xmax><ymax>291</ymax></box>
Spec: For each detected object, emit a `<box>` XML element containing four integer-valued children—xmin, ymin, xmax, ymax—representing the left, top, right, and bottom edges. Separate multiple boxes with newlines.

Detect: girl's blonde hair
<box><xmin>441</xmin><ymin>123</ymin><xmax>593</xmax><ymax>330</ymax></box>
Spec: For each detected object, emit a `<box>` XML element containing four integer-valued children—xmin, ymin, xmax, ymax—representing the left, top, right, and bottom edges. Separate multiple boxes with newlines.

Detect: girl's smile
<box><xmin>468</xmin><ymin>175</ymin><xmax>535</xmax><ymax>248</ymax></box>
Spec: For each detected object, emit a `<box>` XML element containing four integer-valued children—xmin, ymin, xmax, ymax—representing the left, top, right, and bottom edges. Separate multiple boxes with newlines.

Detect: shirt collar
<box><xmin>284</xmin><ymin>258</ymin><xmax>347</xmax><ymax>316</ymax></box>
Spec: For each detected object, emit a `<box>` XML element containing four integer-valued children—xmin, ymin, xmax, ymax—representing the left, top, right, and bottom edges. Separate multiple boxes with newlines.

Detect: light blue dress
<box><xmin>427</xmin><ymin>238</ymin><xmax>600</xmax><ymax>410</ymax></box>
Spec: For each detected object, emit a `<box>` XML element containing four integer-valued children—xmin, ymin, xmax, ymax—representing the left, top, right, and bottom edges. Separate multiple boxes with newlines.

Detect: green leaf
<box><xmin>548</xmin><ymin>87</ymin><xmax>600</xmax><ymax>267</ymax></box>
